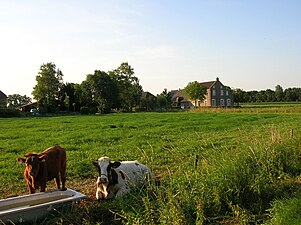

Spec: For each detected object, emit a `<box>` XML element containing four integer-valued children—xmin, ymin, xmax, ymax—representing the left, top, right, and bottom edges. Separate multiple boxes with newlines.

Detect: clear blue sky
<box><xmin>1</xmin><ymin>0</ymin><xmax>300</xmax><ymax>98</ymax></box>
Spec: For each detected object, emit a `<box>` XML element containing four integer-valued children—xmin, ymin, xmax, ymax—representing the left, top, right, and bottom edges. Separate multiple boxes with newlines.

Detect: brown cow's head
<box><xmin>17</xmin><ymin>153</ymin><xmax>48</xmax><ymax>178</ymax></box>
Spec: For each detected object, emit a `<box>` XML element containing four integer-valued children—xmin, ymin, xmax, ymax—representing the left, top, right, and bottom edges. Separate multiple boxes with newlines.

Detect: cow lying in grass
<box><xmin>93</xmin><ymin>156</ymin><xmax>152</xmax><ymax>200</ymax></box>
<box><xmin>17</xmin><ymin>145</ymin><xmax>67</xmax><ymax>194</ymax></box>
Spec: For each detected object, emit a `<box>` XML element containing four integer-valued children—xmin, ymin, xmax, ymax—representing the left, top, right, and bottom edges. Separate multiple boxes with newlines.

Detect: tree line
<box><xmin>3</xmin><ymin>62</ymin><xmax>301</xmax><ymax>114</ymax></box>
<box><xmin>233</xmin><ymin>85</ymin><xmax>301</xmax><ymax>104</ymax></box>
<box><xmin>6</xmin><ymin>62</ymin><xmax>209</xmax><ymax>113</ymax></box>
<box><xmin>30</xmin><ymin>62</ymin><xmax>145</xmax><ymax>114</ymax></box>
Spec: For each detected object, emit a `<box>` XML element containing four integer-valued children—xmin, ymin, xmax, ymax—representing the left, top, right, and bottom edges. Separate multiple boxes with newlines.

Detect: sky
<box><xmin>1</xmin><ymin>0</ymin><xmax>300</xmax><ymax>98</ymax></box>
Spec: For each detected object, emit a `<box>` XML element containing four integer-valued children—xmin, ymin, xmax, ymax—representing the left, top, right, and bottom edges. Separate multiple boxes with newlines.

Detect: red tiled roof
<box><xmin>199</xmin><ymin>81</ymin><xmax>215</xmax><ymax>89</ymax></box>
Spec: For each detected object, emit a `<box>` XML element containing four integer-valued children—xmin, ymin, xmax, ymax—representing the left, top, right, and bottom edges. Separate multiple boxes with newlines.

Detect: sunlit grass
<box><xmin>1</xmin><ymin>111</ymin><xmax>301</xmax><ymax>224</ymax></box>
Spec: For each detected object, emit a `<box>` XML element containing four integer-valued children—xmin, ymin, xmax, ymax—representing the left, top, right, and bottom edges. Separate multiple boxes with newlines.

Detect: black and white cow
<box><xmin>92</xmin><ymin>156</ymin><xmax>152</xmax><ymax>200</ymax></box>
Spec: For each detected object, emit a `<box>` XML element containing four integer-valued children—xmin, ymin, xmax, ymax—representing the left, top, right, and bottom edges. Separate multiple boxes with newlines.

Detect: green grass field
<box><xmin>1</xmin><ymin>110</ymin><xmax>301</xmax><ymax>224</ymax></box>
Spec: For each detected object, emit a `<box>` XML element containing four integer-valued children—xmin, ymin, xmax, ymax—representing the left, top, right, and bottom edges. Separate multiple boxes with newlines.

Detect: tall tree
<box><xmin>109</xmin><ymin>62</ymin><xmax>142</xmax><ymax>111</ymax></box>
<box><xmin>57</xmin><ymin>83</ymin><xmax>77</xmax><ymax>111</ymax></box>
<box><xmin>184</xmin><ymin>81</ymin><xmax>207</xmax><ymax>106</ymax></box>
<box><xmin>275</xmin><ymin>85</ymin><xmax>284</xmax><ymax>102</ymax></box>
<box><xmin>32</xmin><ymin>62</ymin><xmax>63</xmax><ymax>112</ymax></box>
<box><xmin>85</xmin><ymin>70</ymin><xmax>119</xmax><ymax>113</ymax></box>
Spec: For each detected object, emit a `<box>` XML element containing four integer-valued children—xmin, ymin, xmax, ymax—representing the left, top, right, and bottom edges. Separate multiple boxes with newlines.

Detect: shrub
<box><xmin>80</xmin><ymin>106</ymin><xmax>90</xmax><ymax>115</ymax></box>
<box><xmin>0</xmin><ymin>108</ymin><xmax>21</xmax><ymax>117</ymax></box>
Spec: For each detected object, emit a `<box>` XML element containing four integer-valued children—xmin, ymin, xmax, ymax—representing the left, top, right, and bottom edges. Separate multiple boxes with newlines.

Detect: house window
<box><xmin>212</xmin><ymin>89</ymin><xmax>216</xmax><ymax>96</ymax></box>
<box><xmin>204</xmin><ymin>99</ymin><xmax>207</xmax><ymax>106</ymax></box>
<box><xmin>227</xmin><ymin>99</ymin><xmax>231</xmax><ymax>107</ymax></box>
<box><xmin>220</xmin><ymin>99</ymin><xmax>225</xmax><ymax>106</ymax></box>
<box><xmin>221</xmin><ymin>90</ymin><xmax>224</xmax><ymax>96</ymax></box>
<box><xmin>220</xmin><ymin>85</ymin><xmax>223</xmax><ymax>89</ymax></box>
<box><xmin>212</xmin><ymin>99</ymin><xmax>216</xmax><ymax>107</ymax></box>
<box><xmin>226</xmin><ymin>91</ymin><xmax>229</xmax><ymax>96</ymax></box>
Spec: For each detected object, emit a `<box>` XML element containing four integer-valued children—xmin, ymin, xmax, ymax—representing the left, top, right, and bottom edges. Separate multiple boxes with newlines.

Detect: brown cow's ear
<box><xmin>17</xmin><ymin>158</ymin><xmax>26</xmax><ymax>164</ymax></box>
<box><xmin>111</xmin><ymin>161</ymin><xmax>121</xmax><ymax>168</ymax></box>
<box><xmin>92</xmin><ymin>161</ymin><xmax>98</xmax><ymax>167</ymax></box>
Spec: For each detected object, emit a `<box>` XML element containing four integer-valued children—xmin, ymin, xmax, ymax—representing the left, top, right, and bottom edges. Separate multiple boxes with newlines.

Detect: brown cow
<box><xmin>17</xmin><ymin>145</ymin><xmax>67</xmax><ymax>194</ymax></box>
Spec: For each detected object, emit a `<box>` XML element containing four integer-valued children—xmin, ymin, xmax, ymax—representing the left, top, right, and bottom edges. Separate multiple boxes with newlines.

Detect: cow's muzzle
<box><xmin>97</xmin><ymin>175</ymin><xmax>109</xmax><ymax>184</ymax></box>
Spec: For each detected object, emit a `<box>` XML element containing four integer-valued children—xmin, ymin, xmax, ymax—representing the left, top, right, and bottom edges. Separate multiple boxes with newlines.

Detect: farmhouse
<box><xmin>0</xmin><ymin>90</ymin><xmax>7</xmax><ymax>107</ymax></box>
<box><xmin>20</xmin><ymin>102</ymin><xmax>38</xmax><ymax>112</ymax></box>
<box><xmin>171</xmin><ymin>78</ymin><xmax>234</xmax><ymax>108</ymax></box>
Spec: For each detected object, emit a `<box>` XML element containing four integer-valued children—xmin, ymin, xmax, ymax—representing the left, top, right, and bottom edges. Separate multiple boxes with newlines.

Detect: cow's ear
<box><xmin>92</xmin><ymin>161</ymin><xmax>99</xmax><ymax>167</ymax></box>
<box><xmin>17</xmin><ymin>158</ymin><xmax>26</xmax><ymax>164</ymax></box>
<box><xmin>111</xmin><ymin>161</ymin><xmax>121</xmax><ymax>168</ymax></box>
<box><xmin>38</xmin><ymin>155</ymin><xmax>48</xmax><ymax>162</ymax></box>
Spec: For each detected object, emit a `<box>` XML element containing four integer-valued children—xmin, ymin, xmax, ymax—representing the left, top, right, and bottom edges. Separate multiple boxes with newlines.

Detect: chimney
<box><xmin>216</xmin><ymin>77</ymin><xmax>219</xmax><ymax>81</ymax></box>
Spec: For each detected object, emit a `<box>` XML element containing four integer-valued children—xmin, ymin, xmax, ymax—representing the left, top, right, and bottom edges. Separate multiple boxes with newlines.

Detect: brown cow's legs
<box><xmin>55</xmin><ymin>176</ymin><xmax>61</xmax><ymax>189</ymax></box>
<box><xmin>61</xmin><ymin>175</ymin><xmax>66</xmax><ymax>191</ymax></box>
<box><xmin>40</xmin><ymin>183</ymin><xmax>46</xmax><ymax>192</ymax></box>
<box><xmin>29</xmin><ymin>186</ymin><xmax>35</xmax><ymax>194</ymax></box>
<box><xmin>60</xmin><ymin>162</ymin><xmax>67</xmax><ymax>191</ymax></box>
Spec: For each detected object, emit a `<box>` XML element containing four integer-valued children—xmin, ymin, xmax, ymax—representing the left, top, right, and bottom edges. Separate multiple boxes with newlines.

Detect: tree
<box><xmin>265</xmin><ymin>89</ymin><xmax>275</xmax><ymax>102</ymax></box>
<box><xmin>275</xmin><ymin>85</ymin><xmax>284</xmax><ymax>102</ymax></box>
<box><xmin>57</xmin><ymin>83</ymin><xmax>77</xmax><ymax>111</ymax></box>
<box><xmin>32</xmin><ymin>62</ymin><xmax>63</xmax><ymax>113</ymax></box>
<box><xmin>109</xmin><ymin>62</ymin><xmax>142</xmax><ymax>111</ymax></box>
<box><xmin>233</xmin><ymin>88</ymin><xmax>246</xmax><ymax>104</ymax></box>
<box><xmin>85</xmin><ymin>70</ymin><xmax>119</xmax><ymax>113</ymax></box>
<box><xmin>156</xmin><ymin>89</ymin><xmax>172</xmax><ymax>109</ymax></box>
<box><xmin>140</xmin><ymin>97</ymin><xmax>156</xmax><ymax>111</ymax></box>
<box><xmin>184</xmin><ymin>81</ymin><xmax>207</xmax><ymax>106</ymax></box>
<box><xmin>7</xmin><ymin>94</ymin><xmax>32</xmax><ymax>109</ymax></box>
<box><xmin>156</xmin><ymin>95</ymin><xmax>168</xmax><ymax>109</ymax></box>
<box><xmin>256</xmin><ymin>90</ymin><xmax>266</xmax><ymax>102</ymax></box>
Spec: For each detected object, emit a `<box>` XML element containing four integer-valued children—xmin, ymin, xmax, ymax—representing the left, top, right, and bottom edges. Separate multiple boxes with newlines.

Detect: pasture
<box><xmin>1</xmin><ymin>110</ymin><xmax>301</xmax><ymax>224</ymax></box>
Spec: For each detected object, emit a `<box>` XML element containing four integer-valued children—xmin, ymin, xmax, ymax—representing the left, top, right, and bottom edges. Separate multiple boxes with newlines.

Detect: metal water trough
<box><xmin>0</xmin><ymin>188</ymin><xmax>86</xmax><ymax>224</ymax></box>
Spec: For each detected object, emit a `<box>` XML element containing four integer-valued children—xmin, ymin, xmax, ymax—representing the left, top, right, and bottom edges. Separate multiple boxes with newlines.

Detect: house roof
<box><xmin>20</xmin><ymin>102</ymin><xmax>37</xmax><ymax>108</ymax></box>
<box><xmin>142</xmin><ymin>91</ymin><xmax>156</xmax><ymax>99</ymax></box>
<box><xmin>199</xmin><ymin>78</ymin><xmax>222</xmax><ymax>89</ymax></box>
<box><xmin>200</xmin><ymin>81</ymin><xmax>215</xmax><ymax>89</ymax></box>
<box><xmin>170</xmin><ymin>89</ymin><xmax>189</xmax><ymax>102</ymax></box>
<box><xmin>170</xmin><ymin>78</ymin><xmax>228</xmax><ymax>102</ymax></box>
<box><xmin>0</xmin><ymin>90</ymin><xmax>7</xmax><ymax>99</ymax></box>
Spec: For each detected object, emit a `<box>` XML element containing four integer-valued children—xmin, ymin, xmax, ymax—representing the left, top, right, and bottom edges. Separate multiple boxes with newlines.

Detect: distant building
<box><xmin>0</xmin><ymin>90</ymin><xmax>7</xmax><ymax>107</ymax></box>
<box><xmin>141</xmin><ymin>91</ymin><xmax>156</xmax><ymax>101</ymax></box>
<box><xmin>20</xmin><ymin>102</ymin><xmax>38</xmax><ymax>112</ymax></box>
<box><xmin>170</xmin><ymin>78</ymin><xmax>234</xmax><ymax>108</ymax></box>
<box><xmin>141</xmin><ymin>91</ymin><xmax>157</xmax><ymax>111</ymax></box>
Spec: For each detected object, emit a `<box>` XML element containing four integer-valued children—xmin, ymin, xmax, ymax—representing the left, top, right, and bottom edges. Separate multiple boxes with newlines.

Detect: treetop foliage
<box><xmin>7</xmin><ymin>94</ymin><xmax>32</xmax><ymax>108</ymax></box>
<box><xmin>184</xmin><ymin>81</ymin><xmax>207</xmax><ymax>104</ymax></box>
